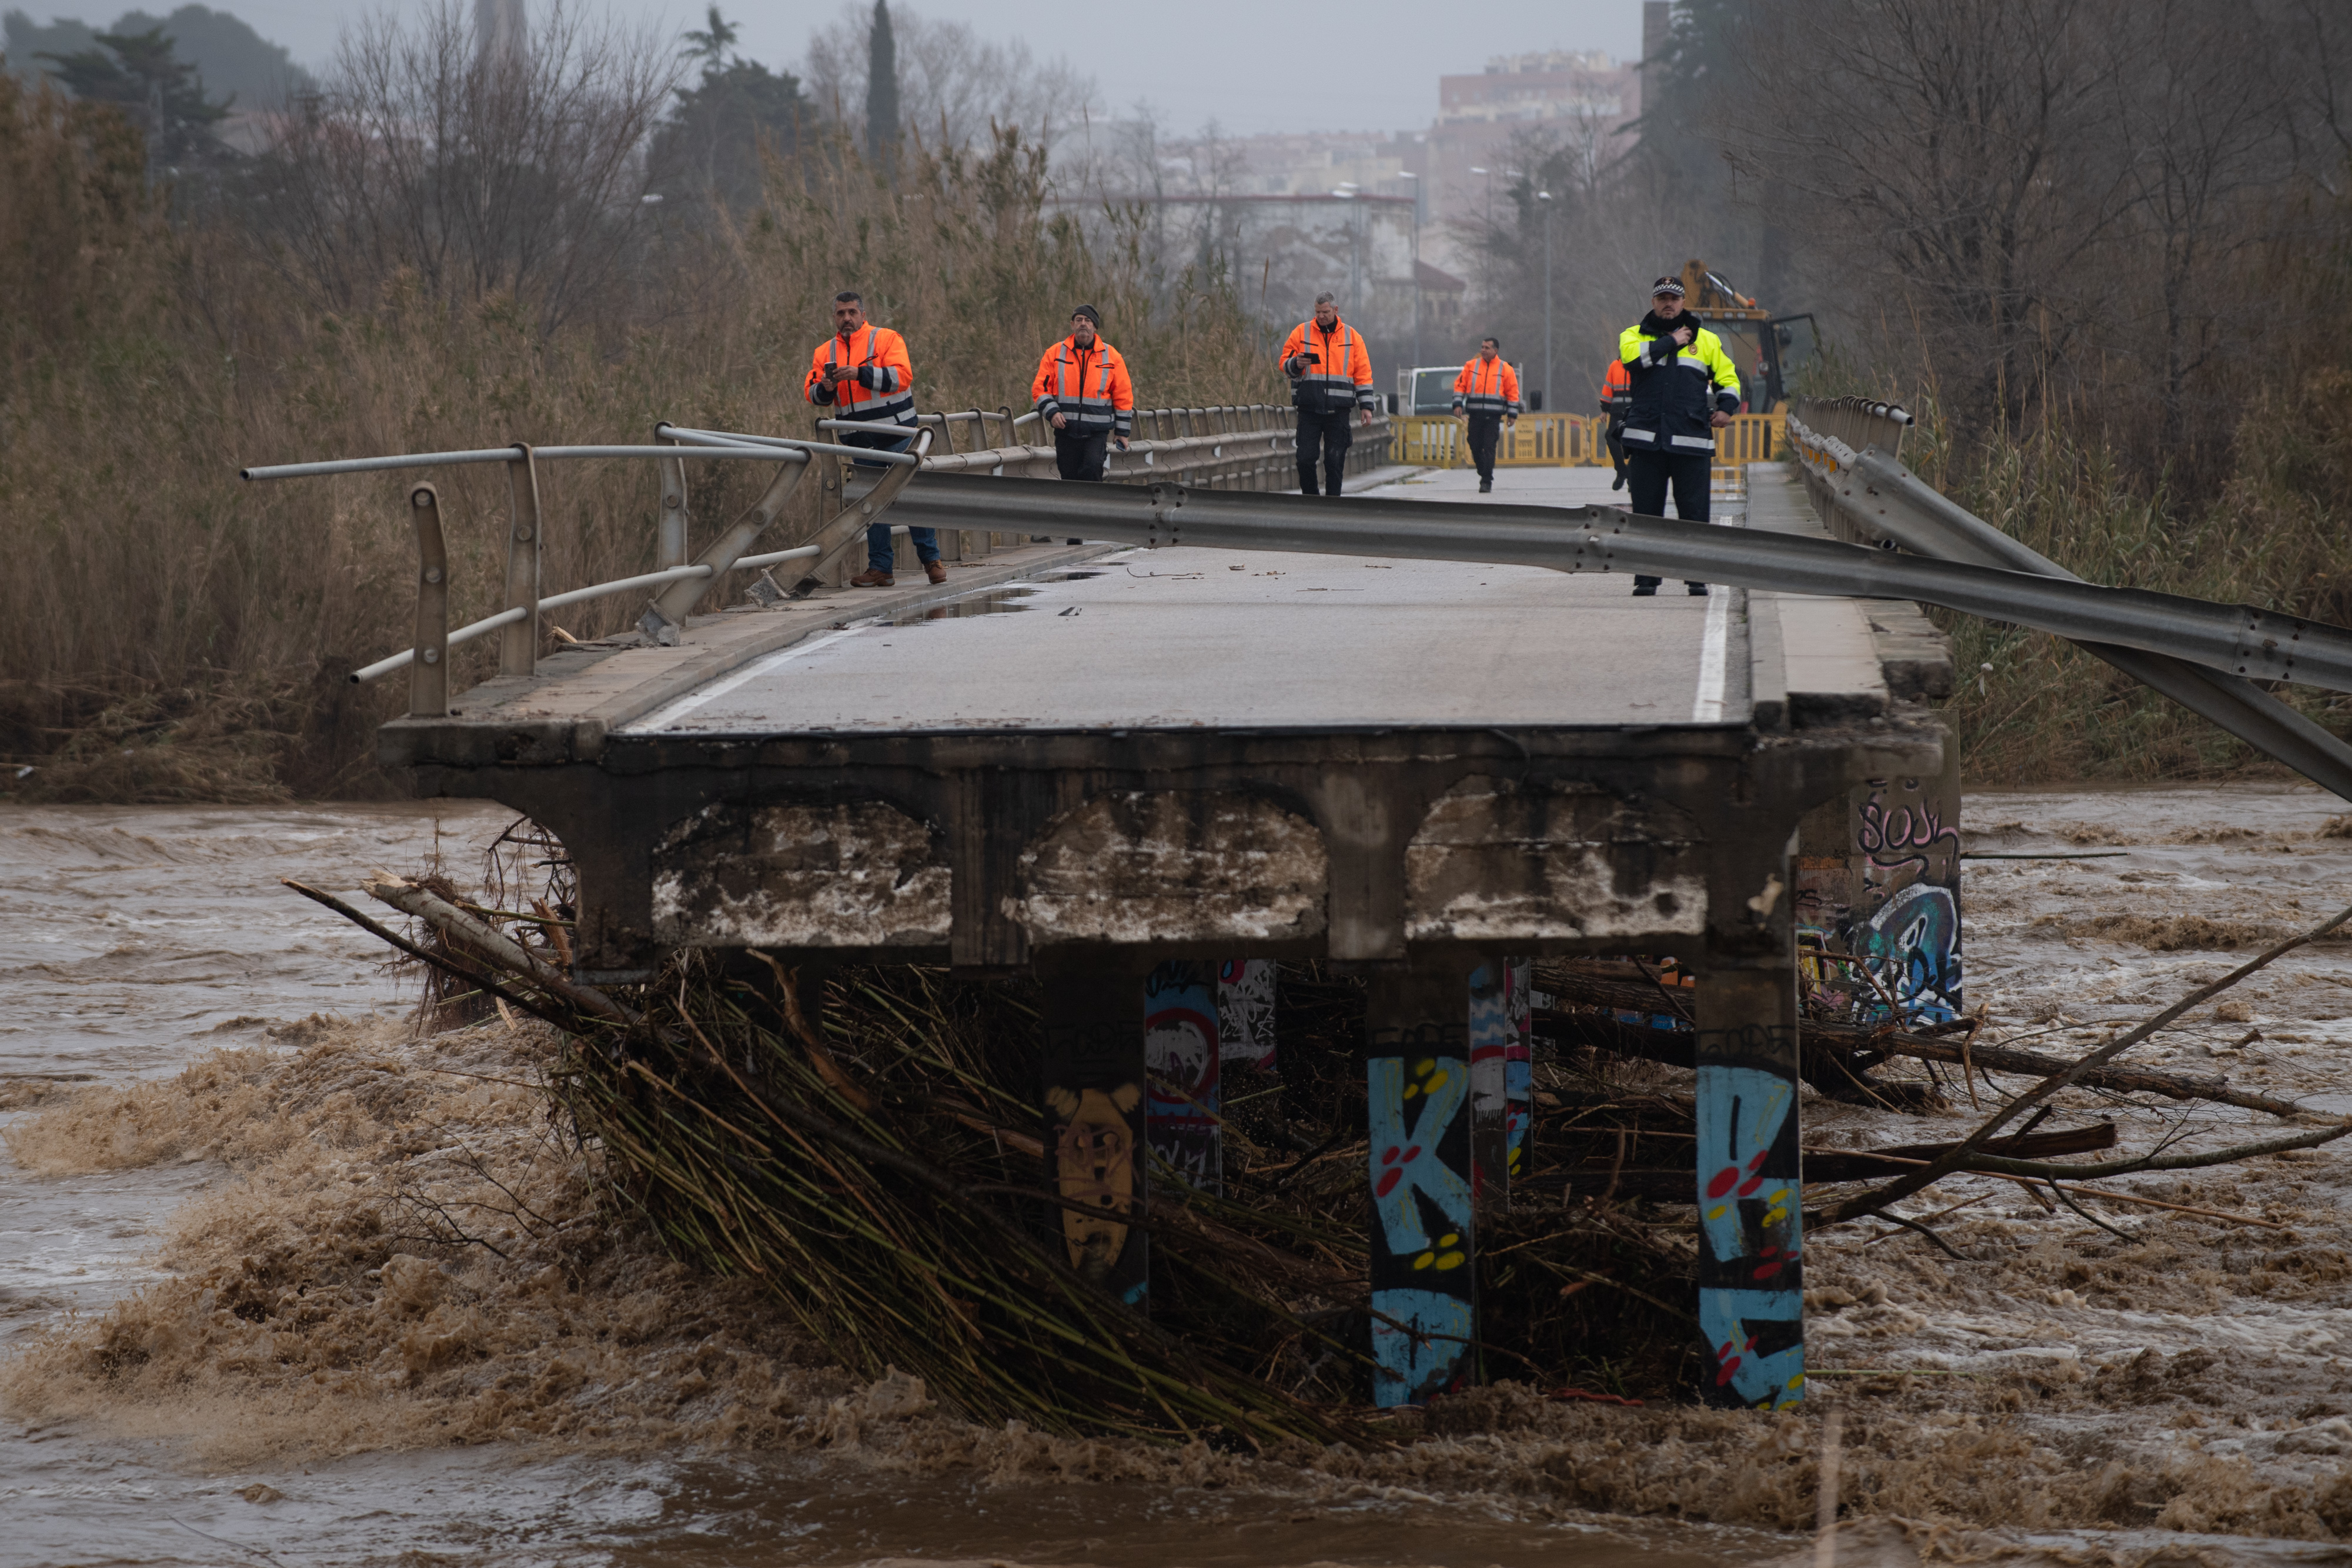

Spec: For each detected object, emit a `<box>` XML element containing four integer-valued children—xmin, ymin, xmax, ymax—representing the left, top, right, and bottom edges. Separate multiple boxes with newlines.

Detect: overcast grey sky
<box><xmin>15</xmin><ymin>0</ymin><xmax>1641</xmax><ymax>135</ymax></box>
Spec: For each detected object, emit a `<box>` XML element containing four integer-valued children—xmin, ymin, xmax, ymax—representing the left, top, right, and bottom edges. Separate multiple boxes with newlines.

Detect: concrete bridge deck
<box><xmin>387</xmin><ymin>462</ymin><xmax>1951</xmax><ymax>979</ymax></box>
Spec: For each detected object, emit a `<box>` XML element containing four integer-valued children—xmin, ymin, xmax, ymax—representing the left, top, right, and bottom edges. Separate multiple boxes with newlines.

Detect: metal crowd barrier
<box><xmin>1389</xmin><ymin>410</ymin><xmax>1785</xmax><ymax>472</ymax></box>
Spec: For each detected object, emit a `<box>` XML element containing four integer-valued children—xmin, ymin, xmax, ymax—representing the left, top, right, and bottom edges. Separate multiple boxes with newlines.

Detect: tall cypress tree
<box><xmin>864</xmin><ymin>0</ymin><xmax>898</xmax><ymax>180</ymax></box>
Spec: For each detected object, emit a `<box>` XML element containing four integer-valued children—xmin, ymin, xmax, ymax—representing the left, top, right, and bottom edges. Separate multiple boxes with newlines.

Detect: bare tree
<box><xmin>1726</xmin><ymin>0</ymin><xmax>2139</xmax><ymax>434</ymax></box>
<box><xmin>803</xmin><ymin>1</ymin><xmax>1098</xmax><ymax>155</ymax></box>
<box><xmin>2094</xmin><ymin>1</ymin><xmax>2297</xmax><ymax>456</ymax></box>
<box><xmin>246</xmin><ymin>0</ymin><xmax>677</xmax><ymax>336</ymax></box>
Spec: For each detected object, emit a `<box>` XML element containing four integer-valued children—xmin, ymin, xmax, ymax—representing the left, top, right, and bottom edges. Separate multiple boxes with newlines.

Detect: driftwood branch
<box><xmin>363</xmin><ymin>875</ymin><xmax>639</xmax><ymax>1028</ymax></box>
<box><xmin>1818</xmin><ymin>899</ymin><xmax>2352</xmax><ymax>1228</ymax></box>
<box><xmin>281</xmin><ymin>878</ymin><xmax>583</xmax><ymax>1035</ymax></box>
<box><xmin>1806</xmin><ymin>1019</ymin><xmax>2308</xmax><ymax>1118</ymax></box>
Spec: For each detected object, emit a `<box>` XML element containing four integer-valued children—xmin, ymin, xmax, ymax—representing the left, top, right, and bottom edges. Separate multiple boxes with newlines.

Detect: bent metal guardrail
<box><xmin>881</xmin><ymin>473</ymin><xmax>2352</xmax><ymax>697</ymax></box>
<box><xmin>240</xmin><ymin>402</ymin><xmax>1384</xmax><ymax>722</ymax></box>
<box><xmin>1785</xmin><ymin>397</ymin><xmax>2352</xmax><ymax>803</ymax></box>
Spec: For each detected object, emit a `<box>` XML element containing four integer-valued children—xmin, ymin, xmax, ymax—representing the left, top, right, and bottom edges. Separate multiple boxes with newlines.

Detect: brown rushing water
<box><xmin>0</xmin><ymin>803</ymin><xmax>1768</xmax><ymax>1568</ymax></box>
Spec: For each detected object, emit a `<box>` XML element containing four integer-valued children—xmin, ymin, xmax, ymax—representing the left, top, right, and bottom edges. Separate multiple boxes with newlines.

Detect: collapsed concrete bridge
<box><xmin>240</xmin><ymin>396</ymin><xmax>2346</xmax><ymax>1411</ymax></box>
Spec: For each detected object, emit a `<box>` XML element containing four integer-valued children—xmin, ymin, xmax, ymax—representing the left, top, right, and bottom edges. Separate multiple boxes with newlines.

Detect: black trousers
<box><xmin>1295</xmin><ymin>407</ymin><xmax>1354</xmax><ymax>495</ymax></box>
<box><xmin>1465</xmin><ymin>412</ymin><xmax>1502</xmax><ymax>482</ymax></box>
<box><xmin>1605</xmin><ymin>417</ymin><xmax>1627</xmax><ymax>478</ymax></box>
<box><xmin>1626</xmin><ymin>448</ymin><xmax>1711</xmax><ymax>590</ymax></box>
<box><xmin>1055</xmin><ymin>428</ymin><xmax>1108</xmax><ymax>482</ymax></box>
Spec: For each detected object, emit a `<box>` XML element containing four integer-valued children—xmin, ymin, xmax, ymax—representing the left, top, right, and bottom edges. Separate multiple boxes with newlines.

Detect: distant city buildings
<box><xmin>1127</xmin><ymin>46</ymin><xmax>1642</xmax><ymax>379</ymax></box>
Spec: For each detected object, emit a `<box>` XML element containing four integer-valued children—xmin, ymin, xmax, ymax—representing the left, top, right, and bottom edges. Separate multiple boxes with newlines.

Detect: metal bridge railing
<box><xmin>242</xmin><ymin>401</ymin><xmax>1389</xmax><ymax>721</ymax></box>
<box><xmin>1787</xmin><ymin>396</ymin><xmax>1913</xmax><ymax>464</ymax></box>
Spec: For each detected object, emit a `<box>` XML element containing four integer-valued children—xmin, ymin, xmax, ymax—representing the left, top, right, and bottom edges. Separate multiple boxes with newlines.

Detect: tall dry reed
<box><xmin>0</xmin><ymin>79</ymin><xmax>1280</xmax><ymax>803</ymax></box>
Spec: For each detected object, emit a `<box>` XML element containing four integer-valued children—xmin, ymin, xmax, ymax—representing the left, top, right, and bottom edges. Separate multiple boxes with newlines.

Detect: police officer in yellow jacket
<box><xmin>1617</xmin><ymin>275</ymin><xmax>1741</xmax><ymax>596</ymax></box>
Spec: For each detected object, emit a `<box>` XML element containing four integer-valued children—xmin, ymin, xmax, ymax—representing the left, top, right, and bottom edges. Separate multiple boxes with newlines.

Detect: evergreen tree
<box><xmin>864</xmin><ymin>0</ymin><xmax>897</xmax><ymax>180</ymax></box>
<box><xmin>650</xmin><ymin>5</ymin><xmax>814</xmax><ymax>214</ymax></box>
<box><xmin>37</xmin><ymin>25</ymin><xmax>229</xmax><ymax>169</ymax></box>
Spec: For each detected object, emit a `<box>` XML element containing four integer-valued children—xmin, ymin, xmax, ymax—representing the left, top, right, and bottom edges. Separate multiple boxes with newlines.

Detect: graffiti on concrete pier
<box><xmin>1145</xmin><ymin>961</ymin><xmax>1223</xmax><ymax>1194</ymax></box>
<box><xmin>1694</xmin><ymin>1025</ymin><xmax>1804</xmax><ymax>1410</ymax></box>
<box><xmin>1044</xmin><ymin>1015</ymin><xmax>1149</xmax><ymax>1306</ymax></box>
<box><xmin>1217</xmin><ymin>958</ymin><xmax>1276</xmax><ymax>1071</ymax></box>
<box><xmin>1797</xmin><ymin>773</ymin><xmax>1964</xmax><ymax>1026</ymax></box>
<box><xmin>1368</xmin><ymin>1011</ymin><xmax>1476</xmax><ymax>1407</ymax></box>
<box><xmin>1468</xmin><ymin>959</ymin><xmax>1534</xmax><ymax>1208</ymax></box>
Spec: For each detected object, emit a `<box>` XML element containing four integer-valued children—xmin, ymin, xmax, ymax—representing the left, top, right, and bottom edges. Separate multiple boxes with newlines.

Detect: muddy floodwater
<box><xmin>0</xmin><ymin>803</ymin><xmax>1763</xmax><ymax>1567</ymax></box>
<box><xmin>7</xmin><ymin>789</ymin><xmax>2352</xmax><ymax>1566</ymax></box>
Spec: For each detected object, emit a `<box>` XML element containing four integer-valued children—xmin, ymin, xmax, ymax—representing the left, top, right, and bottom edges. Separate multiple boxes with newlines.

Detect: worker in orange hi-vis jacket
<box><xmin>1278</xmin><ymin>292</ymin><xmax>1378</xmax><ymax>496</ymax></box>
<box><xmin>803</xmin><ymin>289</ymin><xmax>938</xmax><ymax>588</ymax></box>
<box><xmin>1450</xmin><ymin>336</ymin><xmax>1521</xmax><ymax>494</ymax></box>
<box><xmin>1031</xmin><ymin>304</ymin><xmax>1134</xmax><ymax>482</ymax></box>
<box><xmin>1600</xmin><ymin>356</ymin><xmax>1633</xmax><ymax>492</ymax></box>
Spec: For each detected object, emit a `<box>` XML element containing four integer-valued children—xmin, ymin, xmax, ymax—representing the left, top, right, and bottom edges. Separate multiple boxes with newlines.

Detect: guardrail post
<box><xmin>500</xmin><ymin>444</ymin><xmax>542</xmax><ymax>680</ymax></box>
<box><xmin>656</xmin><ymin>430</ymin><xmax>689</xmax><ymax>570</ymax></box>
<box><xmin>408</xmin><ymin>483</ymin><xmax>449</xmax><ymax>718</ymax></box>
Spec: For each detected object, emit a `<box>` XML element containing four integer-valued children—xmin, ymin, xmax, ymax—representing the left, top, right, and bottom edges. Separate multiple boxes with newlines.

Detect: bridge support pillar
<box><xmin>1364</xmin><ymin>954</ymin><xmax>1478</xmax><ymax>1407</ymax></box>
<box><xmin>1468</xmin><ymin>957</ymin><xmax>1534</xmax><ymax>1215</ymax></box>
<box><xmin>1692</xmin><ymin>953</ymin><xmax>1805</xmax><ymax>1410</ymax></box>
<box><xmin>1037</xmin><ymin>952</ymin><xmax>1151</xmax><ymax>1312</ymax></box>
<box><xmin>1144</xmin><ymin>961</ymin><xmax>1222</xmax><ymax>1196</ymax></box>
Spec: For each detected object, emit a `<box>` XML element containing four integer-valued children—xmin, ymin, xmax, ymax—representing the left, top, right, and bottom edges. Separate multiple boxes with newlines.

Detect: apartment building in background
<box><xmin>1123</xmin><ymin>36</ymin><xmax>1644</xmax><ymax>394</ymax></box>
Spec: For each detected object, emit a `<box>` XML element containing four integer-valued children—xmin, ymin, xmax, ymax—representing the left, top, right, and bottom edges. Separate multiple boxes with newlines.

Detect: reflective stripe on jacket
<box><xmin>1279</xmin><ymin>318</ymin><xmax>1378</xmax><ymax>412</ymax></box>
<box><xmin>1450</xmin><ymin>356</ymin><xmax>1521</xmax><ymax>417</ymax></box>
<box><xmin>1031</xmin><ymin>336</ymin><xmax>1135</xmax><ymax>436</ymax></box>
<box><xmin>804</xmin><ymin>325</ymin><xmax>916</xmax><ymax>425</ymax></box>
<box><xmin>1613</xmin><ymin>320</ymin><xmax>1740</xmax><ymax>454</ymax></box>
<box><xmin>1599</xmin><ymin>358</ymin><xmax>1632</xmax><ymax>416</ymax></box>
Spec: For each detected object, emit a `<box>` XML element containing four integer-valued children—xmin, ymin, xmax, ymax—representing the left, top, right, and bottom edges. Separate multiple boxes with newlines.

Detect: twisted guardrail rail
<box><xmin>1784</xmin><ymin>396</ymin><xmax>2352</xmax><ymax>801</ymax></box>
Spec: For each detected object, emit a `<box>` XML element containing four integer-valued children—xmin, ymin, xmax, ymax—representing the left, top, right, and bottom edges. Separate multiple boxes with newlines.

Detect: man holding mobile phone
<box><xmin>1278</xmin><ymin>293</ymin><xmax>1378</xmax><ymax>496</ymax></box>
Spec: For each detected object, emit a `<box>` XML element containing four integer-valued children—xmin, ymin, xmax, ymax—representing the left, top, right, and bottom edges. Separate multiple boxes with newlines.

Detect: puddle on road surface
<box><xmin>888</xmin><ymin>571</ymin><xmax>1105</xmax><ymax>626</ymax></box>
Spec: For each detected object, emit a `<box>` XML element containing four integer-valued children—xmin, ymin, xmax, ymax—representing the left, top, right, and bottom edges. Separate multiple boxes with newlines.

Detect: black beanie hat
<box><xmin>1071</xmin><ymin>303</ymin><xmax>1101</xmax><ymax>326</ymax></box>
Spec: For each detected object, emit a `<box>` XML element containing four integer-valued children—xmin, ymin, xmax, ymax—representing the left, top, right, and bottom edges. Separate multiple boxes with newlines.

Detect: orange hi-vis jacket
<box><xmin>1279</xmin><ymin>317</ymin><xmax>1377</xmax><ymax>413</ymax></box>
<box><xmin>1600</xmin><ymin>358</ymin><xmax>1632</xmax><ymax>416</ymax></box>
<box><xmin>804</xmin><ymin>324</ymin><xmax>916</xmax><ymax>427</ymax></box>
<box><xmin>1031</xmin><ymin>336</ymin><xmax>1134</xmax><ymax>438</ymax></box>
<box><xmin>1451</xmin><ymin>355</ymin><xmax>1521</xmax><ymax>417</ymax></box>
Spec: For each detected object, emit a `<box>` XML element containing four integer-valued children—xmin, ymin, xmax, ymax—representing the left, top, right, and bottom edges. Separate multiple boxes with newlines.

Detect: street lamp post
<box><xmin>1470</xmin><ymin>165</ymin><xmax>1489</xmax><ymax>228</ymax></box>
<box><xmin>1536</xmin><ymin>189</ymin><xmax>1554</xmax><ymax>415</ymax></box>
<box><xmin>1333</xmin><ymin>183</ymin><xmax>1361</xmax><ymax>318</ymax></box>
<box><xmin>1399</xmin><ymin>170</ymin><xmax>1421</xmax><ymax>370</ymax></box>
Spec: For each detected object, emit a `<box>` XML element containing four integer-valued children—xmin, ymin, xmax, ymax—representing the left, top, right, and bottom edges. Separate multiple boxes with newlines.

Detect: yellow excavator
<box><xmin>1667</xmin><ymin>259</ymin><xmax>1817</xmax><ymax>413</ymax></box>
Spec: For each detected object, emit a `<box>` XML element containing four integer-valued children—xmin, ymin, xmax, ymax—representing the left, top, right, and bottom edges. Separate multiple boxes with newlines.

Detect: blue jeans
<box><xmin>838</xmin><ymin>422</ymin><xmax>933</xmax><ymax>571</ymax></box>
<box><xmin>868</xmin><ymin>522</ymin><xmax>938</xmax><ymax>571</ymax></box>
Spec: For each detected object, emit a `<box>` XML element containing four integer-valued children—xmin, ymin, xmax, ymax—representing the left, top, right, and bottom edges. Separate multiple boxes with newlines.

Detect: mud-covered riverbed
<box><xmin>5</xmin><ymin>790</ymin><xmax>2352</xmax><ymax>1567</ymax></box>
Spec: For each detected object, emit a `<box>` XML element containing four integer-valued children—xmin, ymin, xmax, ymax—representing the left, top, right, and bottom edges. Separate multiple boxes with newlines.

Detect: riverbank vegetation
<box><xmin>0</xmin><ymin>8</ymin><xmax>1277</xmax><ymax>803</ymax></box>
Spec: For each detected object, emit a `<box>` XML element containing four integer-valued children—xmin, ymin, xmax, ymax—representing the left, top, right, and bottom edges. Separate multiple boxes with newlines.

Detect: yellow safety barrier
<box><xmin>1391</xmin><ymin>410</ymin><xmax>1786</xmax><ymax>473</ymax></box>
